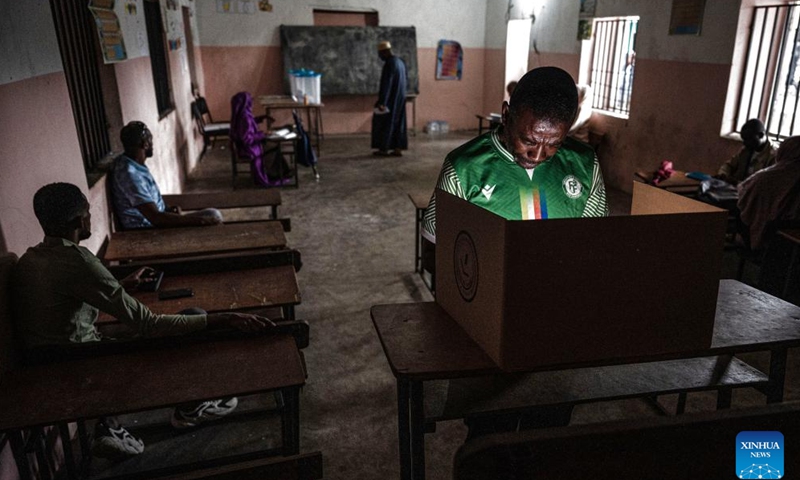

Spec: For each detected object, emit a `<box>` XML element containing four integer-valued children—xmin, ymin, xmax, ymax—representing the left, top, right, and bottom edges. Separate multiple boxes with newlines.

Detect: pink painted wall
<box><xmin>591</xmin><ymin>58</ymin><xmax>741</xmax><ymax>193</ymax></box>
<box><xmin>200</xmin><ymin>45</ymin><xmax>489</xmax><ymax>134</ymax></box>
<box><xmin>0</xmin><ymin>72</ymin><xmax>99</xmax><ymax>256</ymax></box>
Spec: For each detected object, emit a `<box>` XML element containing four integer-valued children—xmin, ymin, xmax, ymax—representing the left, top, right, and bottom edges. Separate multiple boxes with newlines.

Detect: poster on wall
<box><xmin>216</xmin><ymin>0</ymin><xmax>257</xmax><ymax>14</ymax></box>
<box><xmin>89</xmin><ymin>0</ymin><xmax>128</xmax><ymax>63</ymax></box>
<box><xmin>669</xmin><ymin>0</ymin><xmax>707</xmax><ymax>35</ymax></box>
<box><xmin>577</xmin><ymin>0</ymin><xmax>596</xmax><ymax>40</ymax></box>
<box><xmin>436</xmin><ymin>40</ymin><xmax>462</xmax><ymax>80</ymax></box>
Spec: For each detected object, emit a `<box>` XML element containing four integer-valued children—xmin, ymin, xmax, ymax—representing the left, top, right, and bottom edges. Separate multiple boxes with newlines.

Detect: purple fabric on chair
<box><xmin>230</xmin><ymin>91</ymin><xmax>277</xmax><ymax>187</ymax></box>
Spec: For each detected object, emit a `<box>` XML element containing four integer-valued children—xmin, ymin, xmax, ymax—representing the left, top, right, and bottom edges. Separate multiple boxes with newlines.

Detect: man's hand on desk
<box><xmin>120</xmin><ymin>266</ymin><xmax>157</xmax><ymax>291</ymax></box>
<box><xmin>208</xmin><ymin>312</ymin><xmax>276</xmax><ymax>333</ymax></box>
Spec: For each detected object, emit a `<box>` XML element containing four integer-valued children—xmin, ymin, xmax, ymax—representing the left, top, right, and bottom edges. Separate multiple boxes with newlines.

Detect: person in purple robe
<box><xmin>230</xmin><ymin>91</ymin><xmax>287</xmax><ymax>186</ymax></box>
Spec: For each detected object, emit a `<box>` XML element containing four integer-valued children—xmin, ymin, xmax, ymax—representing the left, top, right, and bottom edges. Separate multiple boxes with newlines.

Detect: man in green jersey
<box><xmin>422</xmin><ymin>66</ymin><xmax>608</xmax><ymax>243</ymax></box>
<box><xmin>421</xmin><ymin>67</ymin><xmax>609</xmax><ymax>438</ymax></box>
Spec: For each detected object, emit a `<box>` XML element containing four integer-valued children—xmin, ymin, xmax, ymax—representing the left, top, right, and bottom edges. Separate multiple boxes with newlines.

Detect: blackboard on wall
<box><xmin>280</xmin><ymin>25</ymin><xmax>419</xmax><ymax>96</ymax></box>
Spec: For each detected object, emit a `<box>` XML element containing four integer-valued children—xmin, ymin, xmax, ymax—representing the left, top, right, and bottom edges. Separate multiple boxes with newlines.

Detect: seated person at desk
<box><xmin>111</xmin><ymin>121</ymin><xmax>223</xmax><ymax>229</ymax></box>
<box><xmin>231</xmin><ymin>91</ymin><xmax>293</xmax><ymax>187</ymax></box>
<box><xmin>421</xmin><ymin>67</ymin><xmax>609</xmax><ymax>437</ymax></box>
<box><xmin>738</xmin><ymin>135</ymin><xmax>800</xmax><ymax>251</ymax></box>
<box><xmin>716</xmin><ymin>118</ymin><xmax>777</xmax><ymax>185</ymax></box>
<box><xmin>13</xmin><ymin>183</ymin><xmax>274</xmax><ymax>459</ymax></box>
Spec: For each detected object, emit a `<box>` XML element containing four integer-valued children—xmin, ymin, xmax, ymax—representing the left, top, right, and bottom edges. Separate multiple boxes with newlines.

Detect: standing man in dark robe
<box><xmin>372</xmin><ymin>41</ymin><xmax>408</xmax><ymax>157</ymax></box>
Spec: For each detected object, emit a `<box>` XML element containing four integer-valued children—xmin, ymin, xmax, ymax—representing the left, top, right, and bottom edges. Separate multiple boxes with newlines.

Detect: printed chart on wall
<box><xmin>436</xmin><ymin>40</ymin><xmax>462</xmax><ymax>80</ymax></box>
<box><xmin>89</xmin><ymin>0</ymin><xmax>127</xmax><ymax>63</ymax></box>
<box><xmin>216</xmin><ymin>0</ymin><xmax>257</xmax><ymax>14</ymax></box>
<box><xmin>669</xmin><ymin>0</ymin><xmax>707</xmax><ymax>35</ymax></box>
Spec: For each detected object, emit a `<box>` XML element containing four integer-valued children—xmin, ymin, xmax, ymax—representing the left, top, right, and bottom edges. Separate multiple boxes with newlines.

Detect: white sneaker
<box><xmin>171</xmin><ymin>397</ymin><xmax>238</xmax><ymax>429</ymax></box>
<box><xmin>91</xmin><ymin>423</ymin><xmax>144</xmax><ymax>461</ymax></box>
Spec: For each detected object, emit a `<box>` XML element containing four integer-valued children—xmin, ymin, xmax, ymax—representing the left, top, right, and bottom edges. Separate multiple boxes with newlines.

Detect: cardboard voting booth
<box><xmin>435</xmin><ymin>183</ymin><xmax>728</xmax><ymax>371</ymax></box>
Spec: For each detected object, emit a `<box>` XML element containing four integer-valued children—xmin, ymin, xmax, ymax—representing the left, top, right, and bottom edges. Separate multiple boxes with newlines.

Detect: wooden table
<box><xmin>104</xmin><ymin>222</ymin><xmax>287</xmax><ymax>263</ymax></box>
<box><xmin>475</xmin><ymin>114</ymin><xmax>501</xmax><ymax>135</ymax></box>
<box><xmin>371</xmin><ymin>280</ymin><xmax>800</xmax><ymax>480</ymax></box>
<box><xmin>258</xmin><ymin>96</ymin><xmax>323</xmax><ymax>155</ymax></box>
<box><xmin>99</xmin><ymin>265</ymin><xmax>300</xmax><ymax>323</ymax></box>
<box><xmin>162</xmin><ymin>190</ymin><xmax>282</xmax><ymax>219</ymax></box>
<box><xmin>634</xmin><ymin>170</ymin><xmax>701</xmax><ymax>195</ymax></box>
<box><xmin>0</xmin><ymin>335</ymin><xmax>306</xmax><ymax>479</ymax></box>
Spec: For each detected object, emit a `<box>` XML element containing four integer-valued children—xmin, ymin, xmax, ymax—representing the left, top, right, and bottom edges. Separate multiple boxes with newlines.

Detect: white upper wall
<box><xmin>0</xmin><ymin>0</ymin><xmax>63</xmax><ymax>85</ymax></box>
<box><xmin>594</xmin><ymin>0</ymin><xmax>739</xmax><ymax>64</ymax></box>
<box><xmin>196</xmin><ymin>0</ymin><xmax>488</xmax><ymax>48</ymax></box>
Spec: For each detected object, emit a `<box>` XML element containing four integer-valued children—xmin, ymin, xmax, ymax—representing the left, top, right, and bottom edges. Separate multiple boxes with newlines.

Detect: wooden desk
<box><xmin>258</xmin><ymin>96</ymin><xmax>323</xmax><ymax>154</ymax></box>
<box><xmin>162</xmin><ymin>190</ymin><xmax>282</xmax><ymax>219</ymax></box>
<box><xmin>407</xmin><ymin>192</ymin><xmax>431</xmax><ymax>273</ymax></box>
<box><xmin>0</xmin><ymin>335</ymin><xmax>306</xmax><ymax>479</ymax></box>
<box><xmin>104</xmin><ymin>222</ymin><xmax>287</xmax><ymax>263</ymax></box>
<box><xmin>99</xmin><ymin>265</ymin><xmax>300</xmax><ymax>323</ymax></box>
<box><xmin>634</xmin><ymin>170</ymin><xmax>701</xmax><ymax>195</ymax></box>
<box><xmin>475</xmin><ymin>114</ymin><xmax>501</xmax><ymax>135</ymax></box>
<box><xmin>371</xmin><ymin>280</ymin><xmax>800</xmax><ymax>480</ymax></box>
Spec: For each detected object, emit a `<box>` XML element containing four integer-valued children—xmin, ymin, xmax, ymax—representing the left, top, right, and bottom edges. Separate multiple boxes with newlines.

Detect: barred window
<box><xmin>50</xmin><ymin>0</ymin><xmax>112</xmax><ymax>173</ymax></box>
<box><xmin>144</xmin><ymin>0</ymin><xmax>173</xmax><ymax>117</ymax></box>
<box><xmin>588</xmin><ymin>16</ymin><xmax>639</xmax><ymax>118</ymax></box>
<box><xmin>737</xmin><ymin>4</ymin><xmax>800</xmax><ymax>139</ymax></box>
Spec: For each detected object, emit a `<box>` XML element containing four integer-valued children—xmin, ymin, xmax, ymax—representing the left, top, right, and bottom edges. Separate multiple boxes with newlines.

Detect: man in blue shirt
<box><xmin>111</xmin><ymin>121</ymin><xmax>223</xmax><ymax>229</ymax></box>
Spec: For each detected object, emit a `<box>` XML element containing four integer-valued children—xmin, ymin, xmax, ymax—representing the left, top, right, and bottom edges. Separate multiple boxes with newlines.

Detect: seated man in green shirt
<box><xmin>423</xmin><ymin>66</ymin><xmax>608</xmax><ymax>243</ymax></box>
<box><xmin>421</xmin><ymin>67</ymin><xmax>609</xmax><ymax>438</ymax></box>
<box><xmin>13</xmin><ymin>183</ymin><xmax>273</xmax><ymax>460</ymax></box>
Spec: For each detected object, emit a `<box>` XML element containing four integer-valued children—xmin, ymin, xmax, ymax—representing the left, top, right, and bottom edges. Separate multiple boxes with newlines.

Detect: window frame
<box><xmin>585</xmin><ymin>16</ymin><xmax>639</xmax><ymax>119</ymax></box>
<box><xmin>144</xmin><ymin>0</ymin><xmax>174</xmax><ymax>118</ymax></box>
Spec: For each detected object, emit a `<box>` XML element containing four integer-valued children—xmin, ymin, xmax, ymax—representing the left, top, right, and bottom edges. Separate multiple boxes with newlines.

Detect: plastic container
<box><xmin>289</xmin><ymin>69</ymin><xmax>322</xmax><ymax>104</ymax></box>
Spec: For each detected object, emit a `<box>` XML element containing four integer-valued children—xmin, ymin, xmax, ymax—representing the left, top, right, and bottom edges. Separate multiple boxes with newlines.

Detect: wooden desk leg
<box><xmin>32</xmin><ymin>427</ymin><xmax>53</xmax><ymax>480</ymax></box>
<box><xmin>477</xmin><ymin>117</ymin><xmax>483</xmax><ymax>135</ymax></box>
<box><xmin>414</xmin><ymin>208</ymin><xmax>422</xmax><ymax>273</ymax></box>
<box><xmin>272</xmin><ymin>205</ymin><xmax>279</xmax><ymax>220</ymax></box>
<box><xmin>58</xmin><ymin>423</ymin><xmax>79</xmax><ymax>480</ymax></box>
<box><xmin>767</xmin><ymin>348</ymin><xmax>788</xmax><ymax>403</ymax></box>
<box><xmin>280</xmin><ymin>387</ymin><xmax>301</xmax><ymax>456</ymax></box>
<box><xmin>77</xmin><ymin>420</ymin><xmax>92</xmax><ymax>476</ymax></box>
<box><xmin>9</xmin><ymin>431</ymin><xmax>33</xmax><ymax>480</ymax></box>
<box><xmin>409</xmin><ymin>380</ymin><xmax>426</xmax><ymax>480</ymax></box>
<box><xmin>397</xmin><ymin>379</ymin><xmax>412</xmax><ymax>480</ymax></box>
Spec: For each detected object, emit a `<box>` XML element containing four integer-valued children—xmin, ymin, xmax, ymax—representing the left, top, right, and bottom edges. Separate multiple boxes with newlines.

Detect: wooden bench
<box><xmin>0</xmin><ymin>253</ymin><xmax>321</xmax><ymax>480</ymax></box>
<box><xmin>162</xmin><ymin>190</ymin><xmax>282</xmax><ymax>220</ymax></box>
<box><xmin>454</xmin><ymin>402</ymin><xmax>800</xmax><ymax>479</ymax></box>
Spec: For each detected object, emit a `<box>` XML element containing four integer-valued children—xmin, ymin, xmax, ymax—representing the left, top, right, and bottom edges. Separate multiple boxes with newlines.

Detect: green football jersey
<box><xmin>422</xmin><ymin>130</ymin><xmax>608</xmax><ymax>242</ymax></box>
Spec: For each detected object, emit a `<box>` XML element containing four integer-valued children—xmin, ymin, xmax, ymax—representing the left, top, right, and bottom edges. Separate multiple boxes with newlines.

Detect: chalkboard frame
<box><xmin>280</xmin><ymin>25</ymin><xmax>420</xmax><ymax>96</ymax></box>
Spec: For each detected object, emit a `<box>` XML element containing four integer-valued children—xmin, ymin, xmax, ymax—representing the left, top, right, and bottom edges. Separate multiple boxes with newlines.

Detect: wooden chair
<box><xmin>454</xmin><ymin>402</ymin><xmax>800</xmax><ymax>480</ymax></box>
<box><xmin>230</xmin><ymin>136</ymin><xmax>299</xmax><ymax>190</ymax></box>
<box><xmin>192</xmin><ymin>100</ymin><xmax>230</xmax><ymax>153</ymax></box>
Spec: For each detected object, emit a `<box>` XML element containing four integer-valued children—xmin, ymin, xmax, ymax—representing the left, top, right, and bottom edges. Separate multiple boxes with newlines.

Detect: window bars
<box><xmin>738</xmin><ymin>4</ymin><xmax>800</xmax><ymax>139</ymax></box>
<box><xmin>589</xmin><ymin>17</ymin><xmax>639</xmax><ymax>117</ymax></box>
<box><xmin>50</xmin><ymin>0</ymin><xmax>111</xmax><ymax>172</ymax></box>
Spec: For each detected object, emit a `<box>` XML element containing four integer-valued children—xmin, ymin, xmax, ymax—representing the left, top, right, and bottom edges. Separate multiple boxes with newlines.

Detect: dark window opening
<box><xmin>144</xmin><ymin>0</ymin><xmax>173</xmax><ymax>117</ymax></box>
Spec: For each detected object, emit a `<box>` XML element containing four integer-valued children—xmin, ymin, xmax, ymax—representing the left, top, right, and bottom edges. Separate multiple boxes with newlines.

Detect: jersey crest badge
<box><xmin>481</xmin><ymin>185</ymin><xmax>496</xmax><ymax>200</ymax></box>
<box><xmin>562</xmin><ymin>175</ymin><xmax>582</xmax><ymax>199</ymax></box>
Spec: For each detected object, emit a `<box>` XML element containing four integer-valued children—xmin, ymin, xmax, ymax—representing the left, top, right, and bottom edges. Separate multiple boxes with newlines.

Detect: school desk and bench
<box><xmin>0</xmin><ymin>253</ymin><xmax>322</xmax><ymax>480</ymax></box>
<box><xmin>161</xmin><ymin>190</ymin><xmax>283</xmax><ymax>222</ymax></box>
<box><xmin>372</xmin><ymin>281</ymin><xmax>800</xmax><ymax>480</ymax></box>
<box><xmin>373</xmin><ymin>185</ymin><xmax>799</xmax><ymax>479</ymax></box>
<box><xmin>103</xmin><ymin>222</ymin><xmax>287</xmax><ymax>264</ymax></box>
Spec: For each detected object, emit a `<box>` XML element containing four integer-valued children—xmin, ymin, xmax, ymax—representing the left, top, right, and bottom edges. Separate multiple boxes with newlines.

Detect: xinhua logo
<box><xmin>737</xmin><ymin>431</ymin><xmax>784</xmax><ymax>478</ymax></box>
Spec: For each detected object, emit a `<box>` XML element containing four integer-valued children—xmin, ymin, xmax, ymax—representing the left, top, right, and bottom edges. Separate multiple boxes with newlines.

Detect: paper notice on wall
<box><xmin>89</xmin><ymin>1</ymin><xmax>128</xmax><ymax>63</ymax></box>
<box><xmin>217</xmin><ymin>0</ymin><xmax>257</xmax><ymax>14</ymax></box>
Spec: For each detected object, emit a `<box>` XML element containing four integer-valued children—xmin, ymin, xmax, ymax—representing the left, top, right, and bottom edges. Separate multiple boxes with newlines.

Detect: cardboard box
<box><xmin>435</xmin><ymin>182</ymin><xmax>728</xmax><ymax>371</ymax></box>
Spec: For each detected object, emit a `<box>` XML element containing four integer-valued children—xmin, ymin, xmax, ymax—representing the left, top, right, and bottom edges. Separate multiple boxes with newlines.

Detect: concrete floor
<box><xmin>92</xmin><ymin>131</ymin><xmax>799</xmax><ymax>479</ymax></box>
